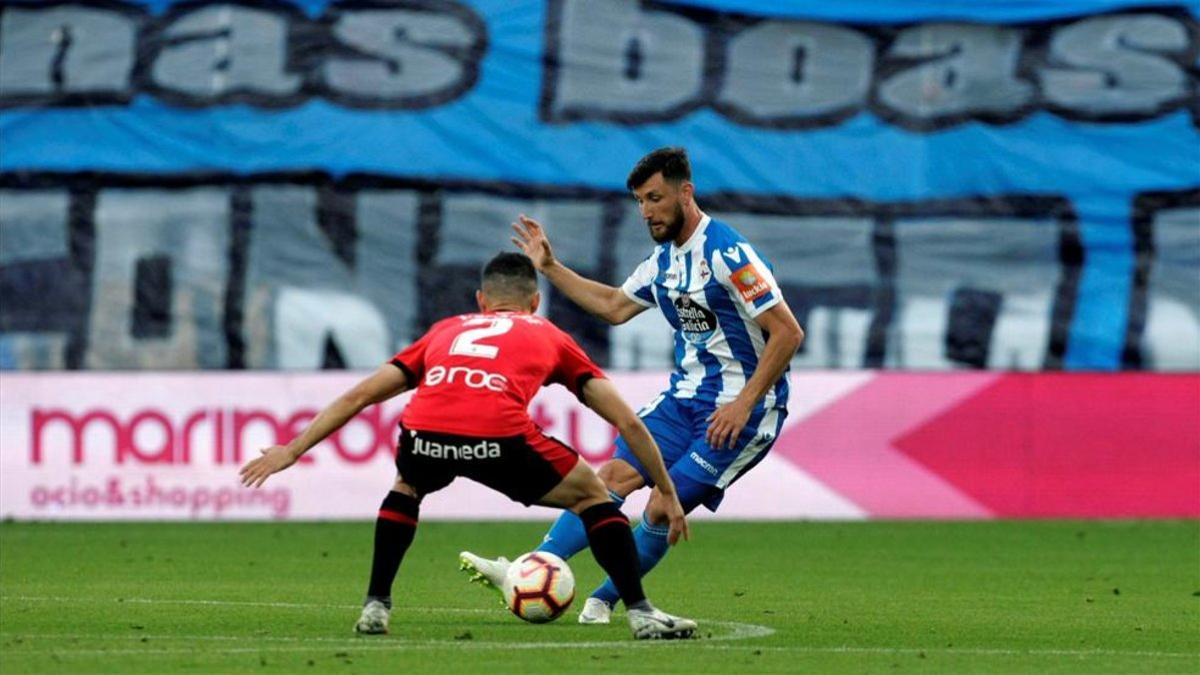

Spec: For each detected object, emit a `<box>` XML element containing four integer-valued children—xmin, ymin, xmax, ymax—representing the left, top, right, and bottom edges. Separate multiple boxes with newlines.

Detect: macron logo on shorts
<box><xmin>689</xmin><ymin>451</ymin><xmax>719</xmax><ymax>476</ymax></box>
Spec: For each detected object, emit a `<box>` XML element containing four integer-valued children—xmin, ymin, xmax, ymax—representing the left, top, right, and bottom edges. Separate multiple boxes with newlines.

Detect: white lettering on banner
<box><xmin>0</xmin><ymin>2</ymin><xmax>487</xmax><ymax>109</ymax></box>
<box><xmin>547</xmin><ymin>0</ymin><xmax>1195</xmax><ymax>128</ymax></box>
<box><xmin>275</xmin><ymin>288</ymin><xmax>390</xmax><ymax>369</ymax></box>
<box><xmin>27</xmin><ymin>476</ymin><xmax>291</xmax><ymax>519</ymax></box>
<box><xmin>423</xmin><ymin>365</ymin><xmax>508</xmax><ymax>391</ymax></box>
<box><xmin>2</xmin><ymin>1</ymin><xmax>1191</xmax><ymax>126</ymax></box>
<box><xmin>412</xmin><ymin>436</ymin><xmax>502</xmax><ymax>460</ymax></box>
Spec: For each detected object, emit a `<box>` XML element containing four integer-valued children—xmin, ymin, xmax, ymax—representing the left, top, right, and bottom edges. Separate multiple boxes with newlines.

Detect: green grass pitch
<box><xmin>1</xmin><ymin>520</ymin><xmax>1197</xmax><ymax>673</ymax></box>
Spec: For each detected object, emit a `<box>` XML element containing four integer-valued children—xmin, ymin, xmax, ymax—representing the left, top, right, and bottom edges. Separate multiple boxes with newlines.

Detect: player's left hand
<box><xmin>705</xmin><ymin>400</ymin><xmax>752</xmax><ymax>450</ymax></box>
<box><xmin>239</xmin><ymin>445</ymin><xmax>299</xmax><ymax>488</ymax></box>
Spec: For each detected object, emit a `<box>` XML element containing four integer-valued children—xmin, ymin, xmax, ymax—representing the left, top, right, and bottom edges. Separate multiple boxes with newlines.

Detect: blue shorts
<box><xmin>612</xmin><ymin>394</ymin><xmax>786</xmax><ymax>513</ymax></box>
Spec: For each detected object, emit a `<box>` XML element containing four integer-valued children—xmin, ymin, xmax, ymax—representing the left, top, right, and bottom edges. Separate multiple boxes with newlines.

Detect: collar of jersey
<box><xmin>671</xmin><ymin>213</ymin><xmax>711</xmax><ymax>256</ymax></box>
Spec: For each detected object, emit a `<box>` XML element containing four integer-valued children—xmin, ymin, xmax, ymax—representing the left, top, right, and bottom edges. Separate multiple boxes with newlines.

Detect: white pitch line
<box><xmin>2</xmin><ymin>595</ymin><xmax>496</xmax><ymax>614</ymax></box>
<box><xmin>5</xmin><ymin>596</ymin><xmax>1194</xmax><ymax>660</ymax></box>
<box><xmin>1</xmin><ymin>622</ymin><xmax>772</xmax><ymax>648</ymax></box>
<box><xmin>0</xmin><ymin>594</ymin><xmax>774</xmax><ymax>644</ymax></box>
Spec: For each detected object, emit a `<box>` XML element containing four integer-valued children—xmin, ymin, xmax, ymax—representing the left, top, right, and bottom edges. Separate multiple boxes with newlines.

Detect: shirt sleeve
<box><xmin>713</xmin><ymin>241</ymin><xmax>783</xmax><ymax>318</ymax></box>
<box><xmin>389</xmin><ymin>326</ymin><xmax>437</xmax><ymax>384</ymax></box>
<box><xmin>619</xmin><ymin>254</ymin><xmax>659</xmax><ymax>309</ymax></box>
<box><xmin>549</xmin><ymin>329</ymin><xmax>607</xmax><ymax>401</ymax></box>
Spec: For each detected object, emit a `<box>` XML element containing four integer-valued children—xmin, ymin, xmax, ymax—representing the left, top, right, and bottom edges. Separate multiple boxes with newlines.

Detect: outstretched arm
<box><xmin>239</xmin><ymin>364</ymin><xmax>410</xmax><ymax>488</ymax></box>
<box><xmin>512</xmin><ymin>215</ymin><xmax>647</xmax><ymax>325</ymax></box>
<box><xmin>581</xmin><ymin>377</ymin><xmax>689</xmax><ymax>545</ymax></box>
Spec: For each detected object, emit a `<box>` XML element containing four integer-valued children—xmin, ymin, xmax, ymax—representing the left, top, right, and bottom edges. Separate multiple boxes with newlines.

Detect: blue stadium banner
<box><xmin>0</xmin><ymin>0</ymin><xmax>1197</xmax><ymax>371</ymax></box>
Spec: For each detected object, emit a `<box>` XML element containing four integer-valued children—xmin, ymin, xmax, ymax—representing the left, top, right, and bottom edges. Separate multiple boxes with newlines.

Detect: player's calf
<box><xmin>578</xmin><ymin>502</ymin><xmax>645</xmax><ymax>606</ymax></box>
<box><xmin>364</xmin><ymin>489</ymin><xmax>420</xmax><ymax>609</ymax></box>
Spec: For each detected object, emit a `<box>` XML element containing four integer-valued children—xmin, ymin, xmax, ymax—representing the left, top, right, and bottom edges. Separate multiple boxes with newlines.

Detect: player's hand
<box><xmin>654</xmin><ymin>488</ymin><xmax>690</xmax><ymax>546</ymax></box>
<box><xmin>239</xmin><ymin>445</ymin><xmax>298</xmax><ymax>488</ymax></box>
<box><xmin>511</xmin><ymin>214</ymin><xmax>556</xmax><ymax>271</ymax></box>
<box><xmin>706</xmin><ymin>399</ymin><xmax>752</xmax><ymax>450</ymax></box>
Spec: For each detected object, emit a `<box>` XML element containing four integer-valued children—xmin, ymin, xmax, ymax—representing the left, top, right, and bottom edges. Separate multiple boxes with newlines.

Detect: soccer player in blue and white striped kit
<box><xmin>462</xmin><ymin>147</ymin><xmax>804</xmax><ymax>624</ymax></box>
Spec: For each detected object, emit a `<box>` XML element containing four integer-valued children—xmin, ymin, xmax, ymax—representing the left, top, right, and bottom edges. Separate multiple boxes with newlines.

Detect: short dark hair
<box><xmin>626</xmin><ymin>146</ymin><xmax>692</xmax><ymax>191</ymax></box>
<box><xmin>481</xmin><ymin>252</ymin><xmax>537</xmax><ymax>300</ymax></box>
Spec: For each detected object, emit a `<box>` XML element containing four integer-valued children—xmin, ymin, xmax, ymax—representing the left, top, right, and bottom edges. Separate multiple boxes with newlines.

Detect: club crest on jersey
<box><xmin>730</xmin><ymin>263</ymin><xmax>770</xmax><ymax>302</ymax></box>
<box><xmin>697</xmin><ymin>258</ymin><xmax>711</xmax><ymax>280</ymax></box>
<box><xmin>672</xmin><ymin>295</ymin><xmax>717</xmax><ymax>344</ymax></box>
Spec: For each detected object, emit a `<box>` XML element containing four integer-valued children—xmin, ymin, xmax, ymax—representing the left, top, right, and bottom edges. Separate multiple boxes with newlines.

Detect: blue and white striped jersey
<box><xmin>620</xmin><ymin>215</ymin><xmax>789</xmax><ymax>411</ymax></box>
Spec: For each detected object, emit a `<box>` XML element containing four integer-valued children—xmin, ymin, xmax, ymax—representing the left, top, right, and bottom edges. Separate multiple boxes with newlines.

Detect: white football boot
<box><xmin>577</xmin><ymin>597</ymin><xmax>613</xmax><ymax>624</ymax></box>
<box><xmin>354</xmin><ymin>599</ymin><xmax>390</xmax><ymax>635</ymax></box>
<box><xmin>627</xmin><ymin>606</ymin><xmax>697</xmax><ymax>640</ymax></box>
<box><xmin>459</xmin><ymin>551</ymin><xmax>510</xmax><ymax>605</ymax></box>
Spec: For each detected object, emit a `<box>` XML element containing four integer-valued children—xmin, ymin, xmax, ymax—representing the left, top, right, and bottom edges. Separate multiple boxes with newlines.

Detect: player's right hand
<box><xmin>511</xmin><ymin>214</ymin><xmax>556</xmax><ymax>271</ymax></box>
<box><xmin>239</xmin><ymin>445</ymin><xmax>298</xmax><ymax>488</ymax></box>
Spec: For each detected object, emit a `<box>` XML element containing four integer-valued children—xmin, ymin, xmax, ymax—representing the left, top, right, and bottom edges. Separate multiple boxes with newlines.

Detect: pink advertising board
<box><xmin>1</xmin><ymin>372</ymin><xmax>1196</xmax><ymax>521</ymax></box>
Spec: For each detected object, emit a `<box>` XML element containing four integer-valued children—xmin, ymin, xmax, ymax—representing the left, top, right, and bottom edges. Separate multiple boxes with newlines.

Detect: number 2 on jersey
<box><xmin>449</xmin><ymin>317</ymin><xmax>513</xmax><ymax>359</ymax></box>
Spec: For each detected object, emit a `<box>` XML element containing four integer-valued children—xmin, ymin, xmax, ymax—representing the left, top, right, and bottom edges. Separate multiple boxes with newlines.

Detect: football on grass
<box><xmin>503</xmin><ymin>551</ymin><xmax>575</xmax><ymax>623</ymax></box>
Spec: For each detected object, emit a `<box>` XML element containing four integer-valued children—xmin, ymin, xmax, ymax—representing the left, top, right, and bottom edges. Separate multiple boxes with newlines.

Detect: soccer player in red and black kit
<box><xmin>239</xmin><ymin>252</ymin><xmax>697</xmax><ymax>640</ymax></box>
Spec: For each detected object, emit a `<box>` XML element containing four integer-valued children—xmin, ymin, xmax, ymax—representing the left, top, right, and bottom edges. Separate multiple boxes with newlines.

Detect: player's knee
<box><xmin>643</xmin><ymin>494</ymin><xmax>671</xmax><ymax>527</ymax></box>
<box><xmin>596</xmin><ymin>461</ymin><xmax>620</xmax><ymax>483</ymax></box>
<box><xmin>576</xmin><ymin>471</ymin><xmax>609</xmax><ymax>506</ymax></box>
<box><xmin>557</xmin><ymin>464</ymin><xmax>610</xmax><ymax>514</ymax></box>
<box><xmin>568</xmin><ymin>490</ymin><xmax>610</xmax><ymax>513</ymax></box>
<box><xmin>596</xmin><ymin>460</ymin><xmax>643</xmax><ymax>497</ymax></box>
<box><xmin>390</xmin><ymin>478</ymin><xmax>420</xmax><ymax>499</ymax></box>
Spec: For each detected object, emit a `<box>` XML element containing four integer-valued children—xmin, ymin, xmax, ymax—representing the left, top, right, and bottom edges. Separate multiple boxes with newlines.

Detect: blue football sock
<box><xmin>538</xmin><ymin>490</ymin><xmax>625</xmax><ymax>560</ymax></box>
<box><xmin>591</xmin><ymin>512</ymin><xmax>670</xmax><ymax>606</ymax></box>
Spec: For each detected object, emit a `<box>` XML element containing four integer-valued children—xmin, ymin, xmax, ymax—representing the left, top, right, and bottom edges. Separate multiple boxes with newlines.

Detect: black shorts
<box><xmin>396</xmin><ymin>425</ymin><xmax>581</xmax><ymax>506</ymax></box>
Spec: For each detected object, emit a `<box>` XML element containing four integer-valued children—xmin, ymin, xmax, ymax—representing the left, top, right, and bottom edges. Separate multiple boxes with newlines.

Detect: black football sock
<box><xmin>365</xmin><ymin>490</ymin><xmax>420</xmax><ymax>606</ymax></box>
<box><xmin>579</xmin><ymin>502</ymin><xmax>647</xmax><ymax>609</ymax></box>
